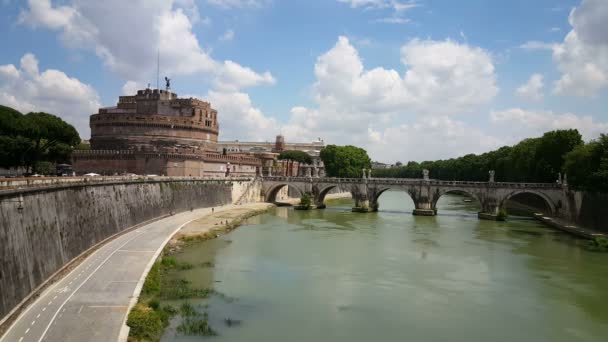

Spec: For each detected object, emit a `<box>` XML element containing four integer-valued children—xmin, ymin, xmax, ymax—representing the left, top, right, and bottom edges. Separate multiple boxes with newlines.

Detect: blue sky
<box><xmin>0</xmin><ymin>0</ymin><xmax>607</xmax><ymax>162</ymax></box>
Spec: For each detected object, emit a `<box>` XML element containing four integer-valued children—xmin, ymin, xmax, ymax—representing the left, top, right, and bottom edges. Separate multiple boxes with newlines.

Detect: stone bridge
<box><xmin>261</xmin><ymin>176</ymin><xmax>572</xmax><ymax>220</ymax></box>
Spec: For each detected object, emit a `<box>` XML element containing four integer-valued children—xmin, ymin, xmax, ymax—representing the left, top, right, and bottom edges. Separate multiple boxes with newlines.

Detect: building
<box><xmin>72</xmin><ymin>88</ymin><xmax>261</xmax><ymax>176</ymax></box>
<box><xmin>217</xmin><ymin>135</ymin><xmax>326</xmax><ymax>176</ymax></box>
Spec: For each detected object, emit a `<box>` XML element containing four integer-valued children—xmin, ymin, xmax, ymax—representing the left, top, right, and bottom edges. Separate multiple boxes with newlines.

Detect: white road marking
<box><xmin>18</xmin><ymin>337</ymin><xmax>23</xmax><ymax>342</ymax></box>
<box><xmin>47</xmin><ymin>302</ymin><xmax>52</xmax><ymax>306</ymax></box>
<box><xmin>30</xmin><ymin>320</ymin><xmax>35</xmax><ymax>326</ymax></box>
<box><xmin>42</xmin><ymin>307</ymin><xmax>46</xmax><ymax>312</ymax></box>
<box><xmin>37</xmin><ymin>232</ymin><xmax>145</xmax><ymax>342</ymax></box>
<box><xmin>37</xmin><ymin>314</ymin><xmax>41</xmax><ymax>318</ymax></box>
<box><xmin>25</xmin><ymin>328</ymin><xmax>30</xmax><ymax>334</ymax></box>
<box><xmin>78</xmin><ymin>305</ymin><xmax>84</xmax><ymax>314</ymax></box>
<box><xmin>53</xmin><ymin>296</ymin><xmax>57</xmax><ymax>300</ymax></box>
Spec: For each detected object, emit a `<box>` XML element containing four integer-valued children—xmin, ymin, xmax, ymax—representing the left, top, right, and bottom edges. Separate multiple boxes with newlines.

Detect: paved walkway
<box><xmin>0</xmin><ymin>204</ymin><xmax>247</xmax><ymax>342</ymax></box>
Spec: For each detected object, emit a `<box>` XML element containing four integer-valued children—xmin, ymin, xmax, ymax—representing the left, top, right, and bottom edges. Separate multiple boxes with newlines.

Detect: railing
<box><xmin>261</xmin><ymin>176</ymin><xmax>562</xmax><ymax>189</ymax></box>
<box><xmin>0</xmin><ymin>175</ymin><xmax>254</xmax><ymax>193</ymax></box>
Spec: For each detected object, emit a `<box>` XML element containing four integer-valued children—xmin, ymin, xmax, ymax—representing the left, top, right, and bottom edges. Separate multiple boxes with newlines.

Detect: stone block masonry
<box><xmin>0</xmin><ymin>178</ymin><xmax>256</xmax><ymax>321</ymax></box>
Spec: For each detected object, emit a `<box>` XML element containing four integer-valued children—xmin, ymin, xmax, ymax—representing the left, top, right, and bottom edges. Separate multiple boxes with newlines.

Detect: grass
<box><xmin>177</xmin><ymin>312</ymin><xmax>217</xmax><ymax>336</ymax></box>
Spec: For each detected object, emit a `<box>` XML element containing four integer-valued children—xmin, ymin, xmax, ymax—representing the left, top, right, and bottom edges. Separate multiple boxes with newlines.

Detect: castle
<box><xmin>72</xmin><ymin>87</ymin><xmax>324</xmax><ymax>177</ymax></box>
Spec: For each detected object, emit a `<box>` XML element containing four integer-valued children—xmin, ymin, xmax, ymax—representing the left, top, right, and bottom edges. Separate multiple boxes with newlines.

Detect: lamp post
<box><xmin>225</xmin><ymin>162</ymin><xmax>231</xmax><ymax>177</ymax></box>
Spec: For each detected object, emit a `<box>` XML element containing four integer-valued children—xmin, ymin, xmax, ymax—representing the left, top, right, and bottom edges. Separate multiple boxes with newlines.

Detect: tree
<box><xmin>0</xmin><ymin>105</ymin><xmax>81</xmax><ymax>172</ymax></box>
<box><xmin>533</xmin><ymin>129</ymin><xmax>583</xmax><ymax>182</ymax></box>
<box><xmin>278</xmin><ymin>150</ymin><xmax>313</xmax><ymax>164</ymax></box>
<box><xmin>564</xmin><ymin>134</ymin><xmax>608</xmax><ymax>192</ymax></box>
<box><xmin>320</xmin><ymin>145</ymin><xmax>371</xmax><ymax>178</ymax></box>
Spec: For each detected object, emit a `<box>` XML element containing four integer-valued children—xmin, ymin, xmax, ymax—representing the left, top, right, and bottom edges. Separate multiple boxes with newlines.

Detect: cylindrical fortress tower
<box><xmin>90</xmin><ymin>88</ymin><xmax>219</xmax><ymax>152</ymax></box>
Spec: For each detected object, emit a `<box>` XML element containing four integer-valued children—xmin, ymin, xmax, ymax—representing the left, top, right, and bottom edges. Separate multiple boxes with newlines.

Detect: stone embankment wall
<box><xmin>508</xmin><ymin>190</ymin><xmax>608</xmax><ymax>233</ymax></box>
<box><xmin>0</xmin><ymin>178</ymin><xmax>259</xmax><ymax>321</ymax></box>
<box><xmin>567</xmin><ymin>191</ymin><xmax>608</xmax><ymax>233</ymax></box>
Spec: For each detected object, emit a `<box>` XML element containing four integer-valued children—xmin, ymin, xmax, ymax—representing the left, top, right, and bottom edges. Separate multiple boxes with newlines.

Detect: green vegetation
<box><xmin>126</xmin><ymin>302</ymin><xmax>176</xmax><ymax>342</ymax></box>
<box><xmin>129</xmin><ymin>255</ymin><xmax>216</xmax><ymax>341</ymax></box>
<box><xmin>320</xmin><ymin>144</ymin><xmax>372</xmax><ymax>178</ymax></box>
<box><xmin>0</xmin><ymin>105</ymin><xmax>80</xmax><ymax>173</ymax></box>
<box><xmin>177</xmin><ymin>311</ymin><xmax>217</xmax><ymax>336</ymax></box>
<box><xmin>586</xmin><ymin>236</ymin><xmax>608</xmax><ymax>252</ymax></box>
<box><xmin>278</xmin><ymin>150</ymin><xmax>313</xmax><ymax>164</ymax></box>
<box><xmin>563</xmin><ymin>134</ymin><xmax>608</xmax><ymax>192</ymax></box>
<box><xmin>497</xmin><ymin>208</ymin><xmax>508</xmax><ymax>221</ymax></box>
<box><xmin>373</xmin><ymin>129</ymin><xmax>608</xmax><ymax>191</ymax></box>
<box><xmin>299</xmin><ymin>193</ymin><xmax>312</xmax><ymax>208</ymax></box>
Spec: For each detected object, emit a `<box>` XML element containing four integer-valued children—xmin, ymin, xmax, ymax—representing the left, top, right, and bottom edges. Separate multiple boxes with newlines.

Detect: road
<box><xmin>0</xmin><ymin>205</ymin><xmax>238</xmax><ymax>342</ymax></box>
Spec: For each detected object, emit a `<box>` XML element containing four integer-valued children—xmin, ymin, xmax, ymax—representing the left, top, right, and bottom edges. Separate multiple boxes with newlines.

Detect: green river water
<box><xmin>161</xmin><ymin>191</ymin><xmax>608</xmax><ymax>342</ymax></box>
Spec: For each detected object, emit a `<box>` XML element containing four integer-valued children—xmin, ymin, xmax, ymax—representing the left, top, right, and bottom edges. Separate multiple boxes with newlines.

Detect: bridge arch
<box><xmin>371</xmin><ymin>187</ymin><xmax>416</xmax><ymax>211</ymax></box>
<box><xmin>315</xmin><ymin>185</ymin><xmax>352</xmax><ymax>206</ymax></box>
<box><xmin>501</xmin><ymin>189</ymin><xmax>556</xmax><ymax>215</ymax></box>
<box><xmin>432</xmin><ymin>189</ymin><xmax>482</xmax><ymax>211</ymax></box>
<box><xmin>265</xmin><ymin>183</ymin><xmax>305</xmax><ymax>203</ymax></box>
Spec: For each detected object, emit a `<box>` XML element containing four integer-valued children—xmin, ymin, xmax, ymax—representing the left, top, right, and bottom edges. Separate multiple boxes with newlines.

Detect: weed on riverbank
<box><xmin>128</xmin><ymin>206</ymin><xmax>271</xmax><ymax>341</ymax></box>
<box><xmin>586</xmin><ymin>236</ymin><xmax>608</xmax><ymax>252</ymax></box>
<box><xmin>128</xmin><ymin>256</ymin><xmax>216</xmax><ymax>341</ymax></box>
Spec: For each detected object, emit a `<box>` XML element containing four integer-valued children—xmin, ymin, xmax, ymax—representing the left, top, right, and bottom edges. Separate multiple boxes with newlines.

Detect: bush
<box><xmin>587</xmin><ymin>236</ymin><xmax>608</xmax><ymax>252</ymax></box>
<box><xmin>496</xmin><ymin>208</ymin><xmax>508</xmax><ymax>221</ymax></box>
<box><xmin>127</xmin><ymin>303</ymin><xmax>176</xmax><ymax>342</ymax></box>
<box><xmin>299</xmin><ymin>193</ymin><xmax>312</xmax><ymax>208</ymax></box>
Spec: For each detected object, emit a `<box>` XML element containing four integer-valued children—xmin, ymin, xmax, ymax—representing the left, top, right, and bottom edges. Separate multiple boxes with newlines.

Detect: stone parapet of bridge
<box><xmin>260</xmin><ymin>176</ymin><xmax>571</xmax><ymax>221</ymax></box>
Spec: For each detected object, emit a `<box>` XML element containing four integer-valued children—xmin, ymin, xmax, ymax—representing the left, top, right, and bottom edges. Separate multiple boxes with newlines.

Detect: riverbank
<box><xmin>126</xmin><ymin>202</ymin><xmax>274</xmax><ymax>341</ymax></box>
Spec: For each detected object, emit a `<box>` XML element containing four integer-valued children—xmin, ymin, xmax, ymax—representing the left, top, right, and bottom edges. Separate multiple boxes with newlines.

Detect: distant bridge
<box><xmin>261</xmin><ymin>176</ymin><xmax>572</xmax><ymax>220</ymax></box>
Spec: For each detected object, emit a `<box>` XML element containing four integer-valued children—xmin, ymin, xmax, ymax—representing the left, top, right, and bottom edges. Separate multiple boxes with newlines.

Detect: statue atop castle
<box><xmin>164</xmin><ymin>76</ymin><xmax>171</xmax><ymax>91</ymax></box>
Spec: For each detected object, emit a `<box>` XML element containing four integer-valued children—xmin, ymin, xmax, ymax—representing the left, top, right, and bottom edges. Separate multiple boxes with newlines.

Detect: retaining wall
<box><xmin>0</xmin><ymin>178</ymin><xmax>254</xmax><ymax>321</ymax></box>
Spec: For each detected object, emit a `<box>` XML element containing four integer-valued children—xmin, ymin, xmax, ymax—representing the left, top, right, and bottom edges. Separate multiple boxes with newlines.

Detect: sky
<box><xmin>0</xmin><ymin>0</ymin><xmax>607</xmax><ymax>163</ymax></box>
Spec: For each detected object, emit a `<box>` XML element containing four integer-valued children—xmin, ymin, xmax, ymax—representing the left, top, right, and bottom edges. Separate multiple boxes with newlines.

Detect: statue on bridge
<box><xmin>489</xmin><ymin>170</ymin><xmax>495</xmax><ymax>183</ymax></box>
<box><xmin>362</xmin><ymin>169</ymin><xmax>367</xmax><ymax>179</ymax></box>
<box><xmin>423</xmin><ymin>169</ymin><xmax>430</xmax><ymax>181</ymax></box>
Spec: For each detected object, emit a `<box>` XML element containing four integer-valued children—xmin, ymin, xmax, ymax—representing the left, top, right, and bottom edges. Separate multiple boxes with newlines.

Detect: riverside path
<box><xmin>0</xmin><ymin>205</ymin><xmax>240</xmax><ymax>342</ymax></box>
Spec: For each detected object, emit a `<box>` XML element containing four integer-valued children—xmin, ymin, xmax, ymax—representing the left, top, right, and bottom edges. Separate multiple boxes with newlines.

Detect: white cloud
<box><xmin>366</xmin><ymin>117</ymin><xmax>503</xmax><ymax>162</ymax></box>
<box><xmin>0</xmin><ymin>53</ymin><xmax>101</xmax><ymax>138</ymax></box>
<box><xmin>206</xmin><ymin>0</ymin><xmax>268</xmax><ymax>9</ymax></box>
<box><xmin>278</xmin><ymin>36</ymin><xmax>499</xmax><ymax>162</ymax></box>
<box><xmin>337</xmin><ymin>0</ymin><xmax>417</xmax><ymax>12</ymax></box>
<box><xmin>207</xmin><ymin>91</ymin><xmax>278</xmax><ymax>141</ymax></box>
<box><xmin>219</xmin><ymin>29</ymin><xmax>235</xmax><ymax>42</ymax></box>
<box><xmin>122</xmin><ymin>80</ymin><xmax>144</xmax><ymax>95</ymax></box>
<box><xmin>552</xmin><ymin>0</ymin><xmax>608</xmax><ymax>96</ymax></box>
<box><xmin>490</xmin><ymin>108</ymin><xmax>608</xmax><ymax>142</ymax></box>
<box><xmin>338</xmin><ymin>0</ymin><xmax>418</xmax><ymax>24</ymax></box>
<box><xmin>519</xmin><ymin>41</ymin><xmax>556</xmax><ymax>50</ymax></box>
<box><xmin>19</xmin><ymin>0</ymin><xmax>274</xmax><ymax>91</ymax></box>
<box><xmin>516</xmin><ymin>73</ymin><xmax>544</xmax><ymax>101</ymax></box>
<box><xmin>374</xmin><ymin>17</ymin><xmax>410</xmax><ymax>24</ymax></box>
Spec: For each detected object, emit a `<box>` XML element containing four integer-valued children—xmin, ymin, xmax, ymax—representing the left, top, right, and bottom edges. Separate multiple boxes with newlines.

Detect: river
<box><xmin>161</xmin><ymin>191</ymin><xmax>608</xmax><ymax>341</ymax></box>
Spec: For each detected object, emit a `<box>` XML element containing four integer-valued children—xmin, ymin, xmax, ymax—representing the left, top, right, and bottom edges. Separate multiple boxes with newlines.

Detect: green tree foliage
<box><xmin>278</xmin><ymin>150</ymin><xmax>313</xmax><ymax>164</ymax></box>
<box><xmin>0</xmin><ymin>105</ymin><xmax>80</xmax><ymax>173</ymax></box>
<box><xmin>320</xmin><ymin>145</ymin><xmax>372</xmax><ymax>178</ymax></box>
<box><xmin>373</xmin><ymin>129</ymin><xmax>600</xmax><ymax>189</ymax></box>
<box><xmin>564</xmin><ymin>134</ymin><xmax>608</xmax><ymax>192</ymax></box>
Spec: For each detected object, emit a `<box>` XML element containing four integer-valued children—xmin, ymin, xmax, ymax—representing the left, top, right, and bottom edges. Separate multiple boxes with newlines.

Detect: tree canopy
<box><xmin>0</xmin><ymin>105</ymin><xmax>80</xmax><ymax>173</ymax></box>
<box><xmin>278</xmin><ymin>150</ymin><xmax>313</xmax><ymax>164</ymax></box>
<box><xmin>320</xmin><ymin>145</ymin><xmax>371</xmax><ymax>178</ymax></box>
<box><xmin>373</xmin><ymin>129</ymin><xmax>606</xmax><ymax>191</ymax></box>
